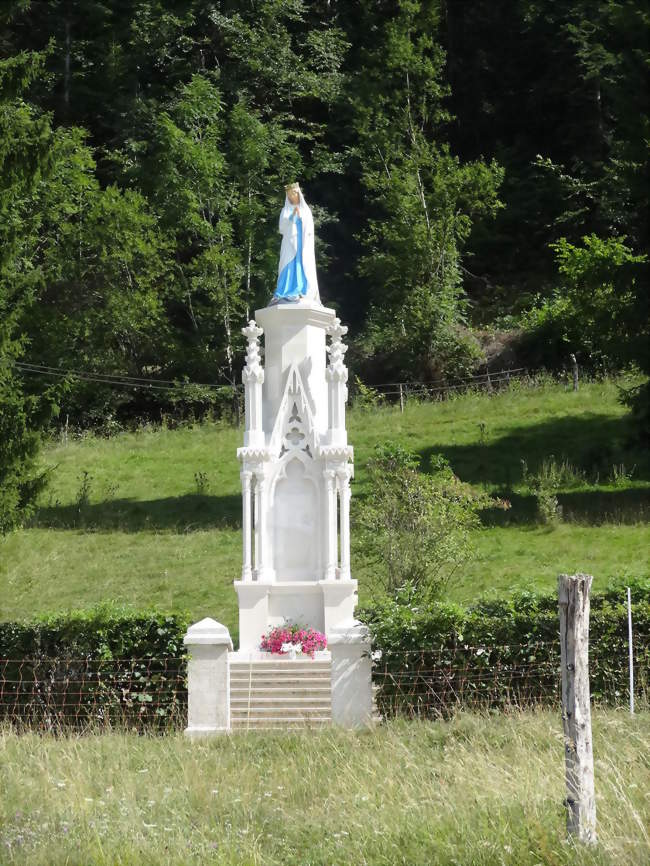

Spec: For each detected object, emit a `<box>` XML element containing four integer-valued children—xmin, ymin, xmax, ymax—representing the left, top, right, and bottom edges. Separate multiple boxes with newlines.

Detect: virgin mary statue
<box><xmin>273</xmin><ymin>182</ymin><xmax>320</xmax><ymax>304</ymax></box>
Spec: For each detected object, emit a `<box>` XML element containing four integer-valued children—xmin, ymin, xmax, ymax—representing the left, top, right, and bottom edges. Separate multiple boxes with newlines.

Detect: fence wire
<box><xmin>371</xmin><ymin>639</ymin><xmax>649</xmax><ymax>719</ymax></box>
<box><xmin>0</xmin><ymin>637</ymin><xmax>646</xmax><ymax>730</ymax></box>
<box><xmin>0</xmin><ymin>657</ymin><xmax>187</xmax><ymax>732</ymax></box>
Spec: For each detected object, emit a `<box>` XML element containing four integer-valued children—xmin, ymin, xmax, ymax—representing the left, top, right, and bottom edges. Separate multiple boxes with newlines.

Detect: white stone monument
<box><xmin>233</xmin><ymin>303</ymin><xmax>356</xmax><ymax>643</ymax></box>
<box><xmin>184</xmin><ymin>184</ymin><xmax>372</xmax><ymax>732</ymax></box>
<box><xmin>230</xmin><ymin>299</ymin><xmax>372</xmax><ymax>726</ymax></box>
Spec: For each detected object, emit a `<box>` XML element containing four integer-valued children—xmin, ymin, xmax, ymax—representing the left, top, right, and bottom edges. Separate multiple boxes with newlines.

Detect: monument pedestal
<box><xmin>185</xmin><ymin>300</ymin><xmax>372</xmax><ymax>733</ymax></box>
<box><xmin>235</xmin><ymin>300</ymin><xmax>372</xmax><ymax>726</ymax></box>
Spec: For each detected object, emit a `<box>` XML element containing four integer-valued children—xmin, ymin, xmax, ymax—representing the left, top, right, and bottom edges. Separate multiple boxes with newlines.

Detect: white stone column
<box><xmin>242</xmin><ymin>320</ymin><xmax>264</xmax><ymax>449</ymax></box>
<box><xmin>338</xmin><ymin>469</ymin><xmax>351</xmax><ymax>581</ymax></box>
<box><xmin>326</xmin><ymin>318</ymin><xmax>349</xmax><ymax>447</ymax></box>
<box><xmin>184</xmin><ymin>618</ymin><xmax>233</xmax><ymax>737</ymax></box>
<box><xmin>324</xmin><ymin>470</ymin><xmax>338</xmax><ymax>581</ymax></box>
<box><xmin>240</xmin><ymin>470</ymin><xmax>252</xmax><ymax>581</ymax></box>
<box><xmin>329</xmin><ymin>620</ymin><xmax>373</xmax><ymax>727</ymax></box>
<box><xmin>255</xmin><ymin>472</ymin><xmax>274</xmax><ymax>583</ymax></box>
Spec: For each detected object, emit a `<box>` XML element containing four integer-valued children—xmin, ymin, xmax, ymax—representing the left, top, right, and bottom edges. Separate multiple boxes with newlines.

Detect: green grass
<box><xmin>1</xmin><ymin>710</ymin><xmax>648</xmax><ymax>865</ymax></box>
<box><xmin>1</xmin><ymin>377</ymin><xmax>648</xmax><ymax>630</ymax></box>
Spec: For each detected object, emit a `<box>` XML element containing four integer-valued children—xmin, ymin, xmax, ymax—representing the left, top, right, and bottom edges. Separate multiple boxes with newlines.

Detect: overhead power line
<box><xmin>13</xmin><ymin>359</ymin><xmax>532</xmax><ymax>399</ymax></box>
<box><xmin>13</xmin><ymin>361</ymin><xmax>238</xmax><ymax>393</ymax></box>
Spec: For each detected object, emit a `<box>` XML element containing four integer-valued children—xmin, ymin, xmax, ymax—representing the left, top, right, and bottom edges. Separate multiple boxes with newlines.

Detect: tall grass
<box><xmin>1</xmin><ymin>710</ymin><xmax>648</xmax><ymax>865</ymax></box>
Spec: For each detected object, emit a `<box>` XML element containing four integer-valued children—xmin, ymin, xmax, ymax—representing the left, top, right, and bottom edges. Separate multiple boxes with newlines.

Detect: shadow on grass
<box><xmin>416</xmin><ymin>412</ymin><xmax>649</xmax><ymax>527</ymax></box>
<box><xmin>480</xmin><ymin>488</ymin><xmax>650</xmax><ymax>527</ymax></box>
<box><xmin>419</xmin><ymin>412</ymin><xmax>649</xmax><ymax>489</ymax></box>
<box><xmin>34</xmin><ymin>494</ymin><xmax>241</xmax><ymax>532</ymax></box>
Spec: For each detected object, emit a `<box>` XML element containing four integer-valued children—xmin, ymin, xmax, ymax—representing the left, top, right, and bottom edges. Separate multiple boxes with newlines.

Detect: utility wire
<box><xmin>14</xmin><ymin>361</ymin><xmax>238</xmax><ymax>393</ymax></box>
<box><xmin>13</xmin><ymin>359</ymin><xmax>532</xmax><ymax>398</ymax></box>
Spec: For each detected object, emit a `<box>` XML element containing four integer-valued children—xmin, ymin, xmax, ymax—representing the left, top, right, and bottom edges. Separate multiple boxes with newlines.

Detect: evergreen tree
<box><xmin>0</xmin><ymin>46</ymin><xmax>54</xmax><ymax>530</ymax></box>
<box><xmin>341</xmin><ymin>0</ymin><xmax>502</xmax><ymax>380</ymax></box>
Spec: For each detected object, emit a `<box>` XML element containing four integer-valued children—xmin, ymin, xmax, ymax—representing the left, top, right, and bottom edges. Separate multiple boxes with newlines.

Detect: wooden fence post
<box><xmin>558</xmin><ymin>573</ymin><xmax>597</xmax><ymax>845</ymax></box>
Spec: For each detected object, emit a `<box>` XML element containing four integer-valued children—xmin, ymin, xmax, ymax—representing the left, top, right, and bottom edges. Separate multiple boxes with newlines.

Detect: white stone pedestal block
<box><xmin>329</xmin><ymin>620</ymin><xmax>373</xmax><ymax>727</ymax></box>
<box><xmin>183</xmin><ymin>618</ymin><xmax>233</xmax><ymax>737</ymax></box>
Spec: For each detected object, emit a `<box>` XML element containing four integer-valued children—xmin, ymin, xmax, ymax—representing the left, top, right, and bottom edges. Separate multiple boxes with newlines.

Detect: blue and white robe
<box><xmin>274</xmin><ymin>192</ymin><xmax>320</xmax><ymax>303</ymax></box>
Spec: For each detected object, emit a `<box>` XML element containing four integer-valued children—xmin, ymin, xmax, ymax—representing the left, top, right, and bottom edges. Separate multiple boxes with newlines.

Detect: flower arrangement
<box><xmin>260</xmin><ymin>623</ymin><xmax>327</xmax><ymax>658</ymax></box>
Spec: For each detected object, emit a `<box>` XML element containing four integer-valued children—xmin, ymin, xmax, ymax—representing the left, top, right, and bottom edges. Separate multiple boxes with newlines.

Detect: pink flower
<box><xmin>260</xmin><ymin>623</ymin><xmax>327</xmax><ymax>657</ymax></box>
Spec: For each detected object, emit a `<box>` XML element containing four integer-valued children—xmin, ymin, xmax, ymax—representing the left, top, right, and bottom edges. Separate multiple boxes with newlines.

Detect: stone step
<box><xmin>231</xmin><ymin>687</ymin><xmax>331</xmax><ymax>697</ymax></box>
<box><xmin>230</xmin><ymin>695</ymin><xmax>332</xmax><ymax>710</ymax></box>
<box><xmin>230</xmin><ymin>664</ymin><xmax>331</xmax><ymax>674</ymax></box>
<box><xmin>230</xmin><ymin>676</ymin><xmax>331</xmax><ymax>689</ymax></box>
<box><xmin>230</xmin><ymin>659</ymin><xmax>333</xmax><ymax>730</ymax></box>
<box><xmin>232</xmin><ymin>700</ymin><xmax>331</xmax><ymax>711</ymax></box>
<box><xmin>231</xmin><ymin>716</ymin><xmax>332</xmax><ymax>729</ymax></box>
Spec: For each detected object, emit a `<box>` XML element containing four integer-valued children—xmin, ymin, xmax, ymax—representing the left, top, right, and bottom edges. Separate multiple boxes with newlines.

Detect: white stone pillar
<box><xmin>253</xmin><ymin>471</ymin><xmax>260</xmax><ymax>576</ymax></box>
<box><xmin>338</xmin><ymin>469</ymin><xmax>351</xmax><ymax>581</ymax></box>
<box><xmin>324</xmin><ymin>470</ymin><xmax>337</xmax><ymax>581</ymax></box>
<box><xmin>184</xmin><ymin>618</ymin><xmax>233</xmax><ymax>738</ymax></box>
<box><xmin>240</xmin><ymin>470</ymin><xmax>252</xmax><ymax>581</ymax></box>
<box><xmin>242</xmin><ymin>320</ymin><xmax>264</xmax><ymax>449</ymax></box>
<box><xmin>329</xmin><ymin>620</ymin><xmax>373</xmax><ymax>727</ymax></box>
<box><xmin>255</xmin><ymin>472</ymin><xmax>274</xmax><ymax>583</ymax></box>
<box><xmin>326</xmin><ymin>318</ymin><xmax>349</xmax><ymax>447</ymax></box>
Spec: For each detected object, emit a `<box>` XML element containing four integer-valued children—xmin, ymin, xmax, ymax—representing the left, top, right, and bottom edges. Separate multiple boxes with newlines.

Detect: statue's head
<box><xmin>285</xmin><ymin>182</ymin><xmax>301</xmax><ymax>205</ymax></box>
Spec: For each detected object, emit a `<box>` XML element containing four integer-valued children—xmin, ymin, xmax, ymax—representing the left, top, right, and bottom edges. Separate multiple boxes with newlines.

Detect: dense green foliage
<box><xmin>361</xmin><ymin>579</ymin><xmax>649</xmax><ymax>715</ymax></box>
<box><xmin>0</xmin><ymin>605</ymin><xmax>189</xmax><ymax>728</ymax></box>
<box><xmin>0</xmin><ymin>49</ymin><xmax>57</xmax><ymax>531</ymax></box>
<box><xmin>1</xmin><ymin>0</ymin><xmax>647</xmax><ymax>430</ymax></box>
<box><xmin>354</xmin><ymin>443</ymin><xmax>493</xmax><ymax>599</ymax></box>
<box><xmin>0</xmin><ymin>605</ymin><xmax>188</xmax><ymax>659</ymax></box>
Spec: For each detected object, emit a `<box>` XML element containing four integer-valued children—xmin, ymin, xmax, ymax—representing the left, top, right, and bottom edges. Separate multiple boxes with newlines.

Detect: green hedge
<box><xmin>0</xmin><ymin>605</ymin><xmax>189</xmax><ymax>730</ymax></box>
<box><xmin>360</xmin><ymin>580</ymin><xmax>650</xmax><ymax>717</ymax></box>
<box><xmin>1</xmin><ymin>584</ymin><xmax>648</xmax><ymax>728</ymax></box>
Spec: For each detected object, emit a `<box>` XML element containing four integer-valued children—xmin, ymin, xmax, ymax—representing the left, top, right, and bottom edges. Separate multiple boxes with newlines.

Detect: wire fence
<box><xmin>371</xmin><ymin>639</ymin><xmax>648</xmax><ymax>719</ymax></box>
<box><xmin>367</xmin><ymin>367</ymin><xmax>530</xmax><ymax>401</ymax></box>
<box><xmin>0</xmin><ymin>657</ymin><xmax>187</xmax><ymax>733</ymax></box>
<box><xmin>15</xmin><ymin>357</ymin><xmax>540</xmax><ymax>403</ymax></box>
<box><xmin>1</xmin><ymin>635</ymin><xmax>646</xmax><ymax>731</ymax></box>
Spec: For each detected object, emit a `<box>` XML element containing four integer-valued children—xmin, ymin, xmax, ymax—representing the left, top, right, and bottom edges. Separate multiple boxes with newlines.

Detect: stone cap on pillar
<box><xmin>183</xmin><ymin>617</ymin><xmax>233</xmax><ymax>649</ymax></box>
<box><xmin>256</xmin><ymin>301</ymin><xmax>336</xmax><ymax>330</ymax></box>
<box><xmin>327</xmin><ymin>619</ymin><xmax>370</xmax><ymax>646</ymax></box>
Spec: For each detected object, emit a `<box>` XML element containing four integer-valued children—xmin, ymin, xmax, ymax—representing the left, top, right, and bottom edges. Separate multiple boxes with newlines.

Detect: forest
<box><xmin>1</xmin><ymin>1</ymin><xmax>649</xmax><ymax>528</ymax></box>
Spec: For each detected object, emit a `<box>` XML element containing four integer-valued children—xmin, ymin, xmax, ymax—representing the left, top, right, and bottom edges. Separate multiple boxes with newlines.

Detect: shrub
<box><xmin>360</xmin><ymin>579</ymin><xmax>649</xmax><ymax>717</ymax></box>
<box><xmin>518</xmin><ymin>235</ymin><xmax>647</xmax><ymax>373</ymax></box>
<box><xmin>0</xmin><ymin>605</ymin><xmax>189</xmax><ymax>730</ymax></box>
<box><xmin>353</xmin><ymin>444</ymin><xmax>494</xmax><ymax>600</ymax></box>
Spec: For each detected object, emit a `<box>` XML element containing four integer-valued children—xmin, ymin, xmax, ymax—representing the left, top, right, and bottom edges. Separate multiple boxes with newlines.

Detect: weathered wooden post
<box><xmin>558</xmin><ymin>573</ymin><xmax>596</xmax><ymax>845</ymax></box>
<box><xmin>399</xmin><ymin>383</ymin><xmax>404</xmax><ymax>413</ymax></box>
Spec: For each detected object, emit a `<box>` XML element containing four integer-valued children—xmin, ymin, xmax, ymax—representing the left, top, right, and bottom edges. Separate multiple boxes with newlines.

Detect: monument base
<box><xmin>234</xmin><ymin>579</ymin><xmax>358</xmax><ymax>651</ymax></box>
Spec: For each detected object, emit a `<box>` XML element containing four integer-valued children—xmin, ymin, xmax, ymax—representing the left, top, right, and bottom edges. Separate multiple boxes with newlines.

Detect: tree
<box><xmin>341</xmin><ymin>0</ymin><xmax>502</xmax><ymax>381</ymax></box>
<box><xmin>353</xmin><ymin>443</ymin><xmax>491</xmax><ymax>601</ymax></box>
<box><xmin>0</xmin><ymin>46</ymin><xmax>54</xmax><ymax>530</ymax></box>
<box><xmin>519</xmin><ymin>234</ymin><xmax>647</xmax><ymax>373</ymax></box>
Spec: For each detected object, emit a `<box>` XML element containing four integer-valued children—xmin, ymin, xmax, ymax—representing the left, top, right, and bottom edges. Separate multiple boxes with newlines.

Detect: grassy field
<box><xmin>1</xmin><ymin>710</ymin><xmax>648</xmax><ymax>866</ymax></box>
<box><xmin>1</xmin><ymin>377</ymin><xmax>648</xmax><ymax>632</ymax></box>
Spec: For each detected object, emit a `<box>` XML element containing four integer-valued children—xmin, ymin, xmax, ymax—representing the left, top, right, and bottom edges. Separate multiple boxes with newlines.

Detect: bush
<box><xmin>518</xmin><ymin>235</ymin><xmax>647</xmax><ymax>373</ymax></box>
<box><xmin>0</xmin><ymin>605</ymin><xmax>189</xmax><ymax>730</ymax></box>
<box><xmin>353</xmin><ymin>444</ymin><xmax>495</xmax><ymax>600</ymax></box>
<box><xmin>360</xmin><ymin>579</ymin><xmax>649</xmax><ymax>717</ymax></box>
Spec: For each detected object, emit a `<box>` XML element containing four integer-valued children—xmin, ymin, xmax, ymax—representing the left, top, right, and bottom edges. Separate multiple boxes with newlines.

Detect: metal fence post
<box><xmin>627</xmin><ymin>586</ymin><xmax>634</xmax><ymax>715</ymax></box>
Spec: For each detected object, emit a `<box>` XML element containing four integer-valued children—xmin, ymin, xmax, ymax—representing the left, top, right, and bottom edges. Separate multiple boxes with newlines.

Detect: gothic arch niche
<box><xmin>272</xmin><ymin>457</ymin><xmax>318</xmax><ymax>581</ymax></box>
